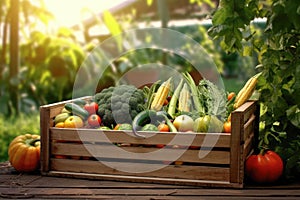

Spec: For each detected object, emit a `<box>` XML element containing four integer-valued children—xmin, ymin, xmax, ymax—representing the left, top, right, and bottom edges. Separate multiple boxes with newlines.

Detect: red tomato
<box><xmin>158</xmin><ymin>123</ymin><xmax>170</xmax><ymax>132</ymax></box>
<box><xmin>223</xmin><ymin>121</ymin><xmax>231</xmax><ymax>133</ymax></box>
<box><xmin>245</xmin><ymin>150</ymin><xmax>284</xmax><ymax>183</ymax></box>
<box><xmin>156</xmin><ymin>144</ymin><xmax>165</xmax><ymax>148</ymax></box>
<box><xmin>227</xmin><ymin>92</ymin><xmax>235</xmax><ymax>101</ymax></box>
<box><xmin>163</xmin><ymin>99</ymin><xmax>169</xmax><ymax>106</ymax></box>
<box><xmin>87</xmin><ymin>114</ymin><xmax>101</xmax><ymax>127</ymax></box>
<box><xmin>84</xmin><ymin>102</ymin><xmax>99</xmax><ymax>115</ymax></box>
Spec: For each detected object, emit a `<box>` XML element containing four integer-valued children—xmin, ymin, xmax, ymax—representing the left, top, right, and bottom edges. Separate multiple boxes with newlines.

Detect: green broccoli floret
<box><xmin>95</xmin><ymin>85</ymin><xmax>146</xmax><ymax>127</ymax></box>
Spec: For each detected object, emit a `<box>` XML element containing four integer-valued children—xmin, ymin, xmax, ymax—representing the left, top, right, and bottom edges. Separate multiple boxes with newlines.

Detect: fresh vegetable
<box><xmin>193</xmin><ymin>115</ymin><xmax>210</xmax><ymax>132</ymax></box>
<box><xmin>143</xmin><ymin>80</ymin><xmax>161</xmax><ymax>110</ymax></box>
<box><xmin>94</xmin><ymin>85</ymin><xmax>145</xmax><ymax>127</ymax></box>
<box><xmin>141</xmin><ymin>124</ymin><xmax>159</xmax><ymax>132</ymax></box>
<box><xmin>183</xmin><ymin>72</ymin><xmax>204</xmax><ymax>114</ymax></box>
<box><xmin>132</xmin><ymin>109</ymin><xmax>161</xmax><ymax>132</ymax></box>
<box><xmin>54</xmin><ymin>112</ymin><xmax>71</xmax><ymax>124</ymax></box>
<box><xmin>173</xmin><ymin>115</ymin><xmax>194</xmax><ymax>132</ymax></box>
<box><xmin>113</xmin><ymin>124</ymin><xmax>121</xmax><ymax>130</ymax></box>
<box><xmin>150</xmin><ymin>77</ymin><xmax>172</xmax><ymax>111</ymax></box>
<box><xmin>223</xmin><ymin>121</ymin><xmax>231</xmax><ymax>133</ymax></box>
<box><xmin>84</xmin><ymin>102</ymin><xmax>99</xmax><ymax>115</ymax></box>
<box><xmin>98</xmin><ymin>126</ymin><xmax>111</xmax><ymax>130</ymax></box>
<box><xmin>227</xmin><ymin>92</ymin><xmax>235</xmax><ymax>101</ymax></box>
<box><xmin>72</xmin><ymin>98</ymin><xmax>87</xmax><ymax>106</ymax></box>
<box><xmin>167</xmin><ymin>79</ymin><xmax>184</xmax><ymax>118</ymax></box>
<box><xmin>55</xmin><ymin>122</ymin><xmax>65</xmax><ymax>128</ymax></box>
<box><xmin>197</xmin><ymin>79</ymin><xmax>227</xmax><ymax>119</ymax></box>
<box><xmin>157</xmin><ymin>111</ymin><xmax>177</xmax><ymax>132</ymax></box>
<box><xmin>158</xmin><ymin>123</ymin><xmax>170</xmax><ymax>132</ymax></box>
<box><xmin>8</xmin><ymin>134</ymin><xmax>40</xmax><ymax>172</ymax></box>
<box><xmin>116</xmin><ymin>123</ymin><xmax>133</xmax><ymax>131</ymax></box>
<box><xmin>64</xmin><ymin>103</ymin><xmax>89</xmax><ymax>120</ymax></box>
<box><xmin>245</xmin><ymin>150</ymin><xmax>284</xmax><ymax>183</ymax></box>
<box><xmin>193</xmin><ymin>115</ymin><xmax>223</xmax><ymax>133</ymax></box>
<box><xmin>88</xmin><ymin>114</ymin><xmax>101</xmax><ymax>127</ymax></box>
<box><xmin>178</xmin><ymin>83</ymin><xmax>191</xmax><ymax>113</ymax></box>
<box><xmin>234</xmin><ymin>73</ymin><xmax>261</xmax><ymax>109</ymax></box>
<box><xmin>64</xmin><ymin>116</ymin><xmax>84</xmax><ymax>128</ymax></box>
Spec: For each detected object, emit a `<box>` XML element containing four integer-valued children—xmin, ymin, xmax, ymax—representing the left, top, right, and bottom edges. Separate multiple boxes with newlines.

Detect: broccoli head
<box><xmin>94</xmin><ymin>85</ymin><xmax>145</xmax><ymax>127</ymax></box>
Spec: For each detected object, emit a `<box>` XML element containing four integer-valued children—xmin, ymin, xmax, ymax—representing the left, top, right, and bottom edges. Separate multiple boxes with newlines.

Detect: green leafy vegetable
<box><xmin>198</xmin><ymin>79</ymin><xmax>227</xmax><ymax>120</ymax></box>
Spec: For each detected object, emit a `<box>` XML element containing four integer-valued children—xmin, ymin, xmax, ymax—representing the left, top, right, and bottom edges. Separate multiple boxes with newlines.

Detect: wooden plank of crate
<box><xmin>50</xmin><ymin>128</ymin><xmax>231</xmax><ymax>148</ymax></box>
<box><xmin>230</xmin><ymin>103</ymin><xmax>247</xmax><ymax>186</ymax></box>
<box><xmin>234</xmin><ymin>101</ymin><xmax>256</xmax><ymax>124</ymax></box>
<box><xmin>51</xmin><ymin>143</ymin><xmax>230</xmax><ymax>165</ymax></box>
<box><xmin>243</xmin><ymin>114</ymin><xmax>255</xmax><ymax>142</ymax></box>
<box><xmin>40</xmin><ymin>96</ymin><xmax>91</xmax><ymax>173</ymax></box>
<box><xmin>49</xmin><ymin>158</ymin><xmax>230</xmax><ymax>182</ymax></box>
<box><xmin>230</xmin><ymin>101</ymin><xmax>257</xmax><ymax>186</ymax></box>
<box><xmin>40</xmin><ymin>106</ymin><xmax>51</xmax><ymax>172</ymax></box>
<box><xmin>243</xmin><ymin>132</ymin><xmax>255</xmax><ymax>160</ymax></box>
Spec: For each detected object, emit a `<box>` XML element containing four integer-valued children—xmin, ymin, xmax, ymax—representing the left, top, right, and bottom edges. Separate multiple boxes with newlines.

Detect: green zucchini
<box><xmin>64</xmin><ymin>103</ymin><xmax>89</xmax><ymax>120</ymax></box>
<box><xmin>72</xmin><ymin>99</ymin><xmax>87</xmax><ymax>106</ymax></box>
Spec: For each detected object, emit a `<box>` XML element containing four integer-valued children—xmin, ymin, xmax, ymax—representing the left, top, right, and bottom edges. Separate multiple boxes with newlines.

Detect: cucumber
<box><xmin>72</xmin><ymin>99</ymin><xmax>87</xmax><ymax>106</ymax></box>
<box><xmin>64</xmin><ymin>103</ymin><xmax>89</xmax><ymax>120</ymax></box>
<box><xmin>132</xmin><ymin>110</ymin><xmax>157</xmax><ymax>131</ymax></box>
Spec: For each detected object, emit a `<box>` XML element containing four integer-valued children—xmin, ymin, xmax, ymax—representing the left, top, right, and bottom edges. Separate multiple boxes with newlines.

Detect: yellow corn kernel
<box><xmin>150</xmin><ymin>78</ymin><xmax>172</xmax><ymax>111</ymax></box>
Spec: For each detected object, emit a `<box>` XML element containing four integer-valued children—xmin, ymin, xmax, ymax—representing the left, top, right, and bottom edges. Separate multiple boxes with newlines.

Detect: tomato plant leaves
<box><xmin>287</xmin><ymin>106</ymin><xmax>300</xmax><ymax>129</ymax></box>
<box><xmin>209</xmin><ymin>0</ymin><xmax>300</xmax><ymax>180</ymax></box>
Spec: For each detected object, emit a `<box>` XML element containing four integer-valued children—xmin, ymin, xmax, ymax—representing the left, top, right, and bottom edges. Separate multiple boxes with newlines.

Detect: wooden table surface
<box><xmin>1</xmin><ymin>162</ymin><xmax>300</xmax><ymax>199</ymax></box>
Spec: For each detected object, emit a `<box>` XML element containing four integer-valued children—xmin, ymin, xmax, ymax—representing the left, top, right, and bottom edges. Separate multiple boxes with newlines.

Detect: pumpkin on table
<box><xmin>8</xmin><ymin>134</ymin><xmax>40</xmax><ymax>172</ymax></box>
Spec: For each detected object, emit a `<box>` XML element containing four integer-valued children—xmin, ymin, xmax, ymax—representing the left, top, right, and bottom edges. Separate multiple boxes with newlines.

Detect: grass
<box><xmin>0</xmin><ymin>112</ymin><xmax>40</xmax><ymax>162</ymax></box>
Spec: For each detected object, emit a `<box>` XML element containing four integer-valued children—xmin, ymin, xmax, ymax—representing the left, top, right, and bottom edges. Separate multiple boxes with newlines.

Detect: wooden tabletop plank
<box><xmin>1</xmin><ymin>164</ymin><xmax>300</xmax><ymax>200</ymax></box>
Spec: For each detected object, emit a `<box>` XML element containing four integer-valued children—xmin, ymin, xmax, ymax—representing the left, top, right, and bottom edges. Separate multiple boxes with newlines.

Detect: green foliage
<box><xmin>0</xmin><ymin>113</ymin><xmax>40</xmax><ymax>162</ymax></box>
<box><xmin>209</xmin><ymin>0</ymin><xmax>300</xmax><ymax>180</ymax></box>
<box><xmin>0</xmin><ymin>1</ymin><xmax>86</xmax><ymax>115</ymax></box>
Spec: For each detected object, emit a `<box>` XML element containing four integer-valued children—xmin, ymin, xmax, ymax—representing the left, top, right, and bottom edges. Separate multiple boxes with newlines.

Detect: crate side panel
<box><xmin>51</xmin><ymin>142</ymin><xmax>230</xmax><ymax>165</ymax></box>
<box><xmin>50</xmin><ymin>128</ymin><xmax>231</xmax><ymax>148</ymax></box>
<box><xmin>50</xmin><ymin>158</ymin><xmax>230</xmax><ymax>182</ymax></box>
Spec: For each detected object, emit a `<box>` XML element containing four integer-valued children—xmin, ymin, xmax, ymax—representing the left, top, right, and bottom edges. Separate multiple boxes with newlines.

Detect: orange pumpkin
<box><xmin>8</xmin><ymin>134</ymin><xmax>40</xmax><ymax>172</ymax></box>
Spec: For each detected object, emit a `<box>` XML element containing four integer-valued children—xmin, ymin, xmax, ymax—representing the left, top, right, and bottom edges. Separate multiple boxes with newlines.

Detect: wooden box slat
<box><xmin>50</xmin><ymin>158</ymin><xmax>230</xmax><ymax>182</ymax></box>
<box><xmin>40</xmin><ymin>98</ymin><xmax>259</xmax><ymax>188</ymax></box>
<box><xmin>51</xmin><ymin>142</ymin><xmax>230</xmax><ymax>165</ymax></box>
<box><xmin>50</xmin><ymin>129</ymin><xmax>231</xmax><ymax>148</ymax></box>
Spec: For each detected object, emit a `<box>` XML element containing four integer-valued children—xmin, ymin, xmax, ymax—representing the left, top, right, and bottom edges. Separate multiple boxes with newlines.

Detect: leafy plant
<box><xmin>209</xmin><ymin>0</ymin><xmax>300</xmax><ymax>180</ymax></box>
<box><xmin>0</xmin><ymin>113</ymin><xmax>40</xmax><ymax>162</ymax></box>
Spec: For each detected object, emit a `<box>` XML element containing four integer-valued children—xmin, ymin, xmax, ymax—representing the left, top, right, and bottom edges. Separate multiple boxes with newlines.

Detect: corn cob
<box><xmin>233</xmin><ymin>75</ymin><xmax>258</xmax><ymax>109</ymax></box>
<box><xmin>178</xmin><ymin>83</ymin><xmax>190</xmax><ymax>112</ymax></box>
<box><xmin>150</xmin><ymin>77</ymin><xmax>172</xmax><ymax>111</ymax></box>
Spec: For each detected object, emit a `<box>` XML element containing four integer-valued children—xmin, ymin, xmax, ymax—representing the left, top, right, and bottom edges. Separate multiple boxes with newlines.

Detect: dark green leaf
<box><xmin>287</xmin><ymin>105</ymin><xmax>300</xmax><ymax>129</ymax></box>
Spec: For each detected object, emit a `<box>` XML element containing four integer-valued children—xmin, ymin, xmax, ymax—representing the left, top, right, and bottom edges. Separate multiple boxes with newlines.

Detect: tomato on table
<box><xmin>245</xmin><ymin>150</ymin><xmax>284</xmax><ymax>183</ymax></box>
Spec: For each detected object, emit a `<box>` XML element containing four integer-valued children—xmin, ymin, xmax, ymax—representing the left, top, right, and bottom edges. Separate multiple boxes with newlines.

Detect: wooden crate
<box><xmin>40</xmin><ymin>98</ymin><xmax>259</xmax><ymax>188</ymax></box>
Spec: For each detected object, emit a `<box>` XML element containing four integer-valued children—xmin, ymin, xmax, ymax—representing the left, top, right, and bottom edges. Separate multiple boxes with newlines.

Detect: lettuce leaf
<box><xmin>197</xmin><ymin>79</ymin><xmax>227</xmax><ymax>120</ymax></box>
